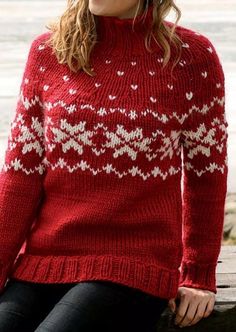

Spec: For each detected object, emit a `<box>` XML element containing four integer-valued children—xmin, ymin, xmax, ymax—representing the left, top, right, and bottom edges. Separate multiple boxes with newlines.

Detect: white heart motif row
<box><xmin>25</xmin><ymin>76</ymin><xmax>222</xmax><ymax>102</ymax></box>
<box><xmin>41</xmin><ymin>84</ymin><xmax>222</xmax><ymax>102</ymax></box>
<box><xmin>41</xmin><ymin>85</ymin><xmax>187</xmax><ymax>102</ymax></box>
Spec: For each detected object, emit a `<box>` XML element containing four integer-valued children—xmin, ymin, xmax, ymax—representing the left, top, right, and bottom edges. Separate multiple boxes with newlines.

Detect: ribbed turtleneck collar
<box><xmin>93</xmin><ymin>3</ymin><xmax>154</xmax><ymax>57</ymax></box>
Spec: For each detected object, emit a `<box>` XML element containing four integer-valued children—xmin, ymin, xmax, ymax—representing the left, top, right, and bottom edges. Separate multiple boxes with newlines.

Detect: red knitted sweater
<box><xmin>0</xmin><ymin>4</ymin><xmax>228</xmax><ymax>300</ymax></box>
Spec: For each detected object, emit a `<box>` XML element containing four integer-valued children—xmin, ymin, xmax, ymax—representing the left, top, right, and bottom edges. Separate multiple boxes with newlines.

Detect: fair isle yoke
<box><xmin>0</xmin><ymin>5</ymin><xmax>228</xmax><ymax>300</ymax></box>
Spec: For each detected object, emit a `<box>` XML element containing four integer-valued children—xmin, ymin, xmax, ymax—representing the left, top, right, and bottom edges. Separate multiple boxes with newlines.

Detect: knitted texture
<box><xmin>0</xmin><ymin>4</ymin><xmax>228</xmax><ymax>299</ymax></box>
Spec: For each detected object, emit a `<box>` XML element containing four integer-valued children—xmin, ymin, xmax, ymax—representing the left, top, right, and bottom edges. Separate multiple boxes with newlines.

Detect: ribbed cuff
<box><xmin>179</xmin><ymin>260</ymin><xmax>217</xmax><ymax>294</ymax></box>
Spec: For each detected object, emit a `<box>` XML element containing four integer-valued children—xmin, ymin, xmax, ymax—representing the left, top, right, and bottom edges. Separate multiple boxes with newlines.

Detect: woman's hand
<box><xmin>168</xmin><ymin>286</ymin><xmax>216</xmax><ymax>328</ymax></box>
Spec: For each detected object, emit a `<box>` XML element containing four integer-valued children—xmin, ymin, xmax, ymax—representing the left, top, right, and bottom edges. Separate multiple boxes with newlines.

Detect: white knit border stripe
<box><xmin>18</xmin><ymin>87</ymin><xmax>225</xmax><ymax>125</ymax></box>
<box><xmin>18</xmin><ymin>89</ymin><xmax>42</xmax><ymax>110</ymax></box>
<box><xmin>39</xmin><ymin>95</ymin><xmax>225</xmax><ymax>125</ymax></box>
<box><xmin>184</xmin><ymin>160</ymin><xmax>227</xmax><ymax>176</ymax></box>
<box><xmin>2</xmin><ymin>157</ymin><xmax>227</xmax><ymax>179</ymax></box>
<box><xmin>2</xmin><ymin>158</ymin><xmax>45</xmax><ymax>175</ymax></box>
<box><xmin>42</xmin><ymin>157</ymin><xmax>182</xmax><ymax>180</ymax></box>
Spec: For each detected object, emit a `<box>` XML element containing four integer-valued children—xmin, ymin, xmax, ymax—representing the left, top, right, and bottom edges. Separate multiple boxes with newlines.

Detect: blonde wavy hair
<box><xmin>45</xmin><ymin>0</ymin><xmax>182</xmax><ymax>76</ymax></box>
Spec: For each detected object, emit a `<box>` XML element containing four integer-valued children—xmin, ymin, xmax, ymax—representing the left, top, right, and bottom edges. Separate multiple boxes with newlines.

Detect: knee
<box><xmin>0</xmin><ymin>309</ymin><xmax>27</xmax><ymax>332</ymax></box>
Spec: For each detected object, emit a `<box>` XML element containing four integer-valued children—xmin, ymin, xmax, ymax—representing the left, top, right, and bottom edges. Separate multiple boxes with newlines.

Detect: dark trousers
<box><xmin>0</xmin><ymin>278</ymin><xmax>168</xmax><ymax>332</ymax></box>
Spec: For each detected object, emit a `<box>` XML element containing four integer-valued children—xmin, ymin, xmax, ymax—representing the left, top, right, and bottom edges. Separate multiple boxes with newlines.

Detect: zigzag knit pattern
<box><xmin>0</xmin><ymin>3</ymin><xmax>228</xmax><ymax>299</ymax></box>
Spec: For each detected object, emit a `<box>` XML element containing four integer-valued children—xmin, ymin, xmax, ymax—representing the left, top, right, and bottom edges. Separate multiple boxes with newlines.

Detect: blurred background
<box><xmin>0</xmin><ymin>1</ymin><xmax>235</xmax><ymax>243</ymax></box>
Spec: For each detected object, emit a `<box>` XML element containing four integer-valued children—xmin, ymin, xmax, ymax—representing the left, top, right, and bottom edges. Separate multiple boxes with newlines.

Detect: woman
<box><xmin>0</xmin><ymin>0</ymin><xmax>228</xmax><ymax>331</ymax></box>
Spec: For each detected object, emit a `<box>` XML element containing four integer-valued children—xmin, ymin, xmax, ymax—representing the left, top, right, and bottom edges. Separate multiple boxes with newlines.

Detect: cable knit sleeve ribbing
<box><xmin>179</xmin><ymin>36</ymin><xmax>229</xmax><ymax>293</ymax></box>
<box><xmin>0</xmin><ymin>33</ymin><xmax>48</xmax><ymax>293</ymax></box>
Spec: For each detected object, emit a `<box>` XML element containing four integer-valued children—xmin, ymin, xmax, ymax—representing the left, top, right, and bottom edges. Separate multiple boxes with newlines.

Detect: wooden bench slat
<box><xmin>217</xmin><ymin>273</ymin><xmax>236</xmax><ymax>286</ymax></box>
<box><xmin>216</xmin><ymin>287</ymin><xmax>236</xmax><ymax>304</ymax></box>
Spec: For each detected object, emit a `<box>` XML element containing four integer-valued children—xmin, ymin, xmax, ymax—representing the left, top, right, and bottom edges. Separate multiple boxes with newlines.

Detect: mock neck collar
<box><xmin>93</xmin><ymin>3</ymin><xmax>155</xmax><ymax>57</ymax></box>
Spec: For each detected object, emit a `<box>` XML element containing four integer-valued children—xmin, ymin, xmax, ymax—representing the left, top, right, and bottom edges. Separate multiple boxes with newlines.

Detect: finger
<box><xmin>174</xmin><ymin>294</ymin><xmax>190</xmax><ymax>325</ymax></box>
<box><xmin>178</xmin><ymin>298</ymin><xmax>199</xmax><ymax>327</ymax></box>
<box><xmin>203</xmin><ymin>296</ymin><xmax>215</xmax><ymax>318</ymax></box>
<box><xmin>188</xmin><ymin>300</ymin><xmax>208</xmax><ymax>326</ymax></box>
<box><xmin>168</xmin><ymin>299</ymin><xmax>176</xmax><ymax>313</ymax></box>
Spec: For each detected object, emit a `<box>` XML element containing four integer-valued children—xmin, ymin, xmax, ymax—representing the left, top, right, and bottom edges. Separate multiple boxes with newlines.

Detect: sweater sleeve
<box><xmin>178</xmin><ymin>38</ymin><xmax>229</xmax><ymax>293</ymax></box>
<box><xmin>0</xmin><ymin>34</ymin><xmax>47</xmax><ymax>293</ymax></box>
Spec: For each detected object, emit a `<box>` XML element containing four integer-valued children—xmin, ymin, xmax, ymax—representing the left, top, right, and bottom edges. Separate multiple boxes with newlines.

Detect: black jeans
<box><xmin>0</xmin><ymin>278</ymin><xmax>168</xmax><ymax>332</ymax></box>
